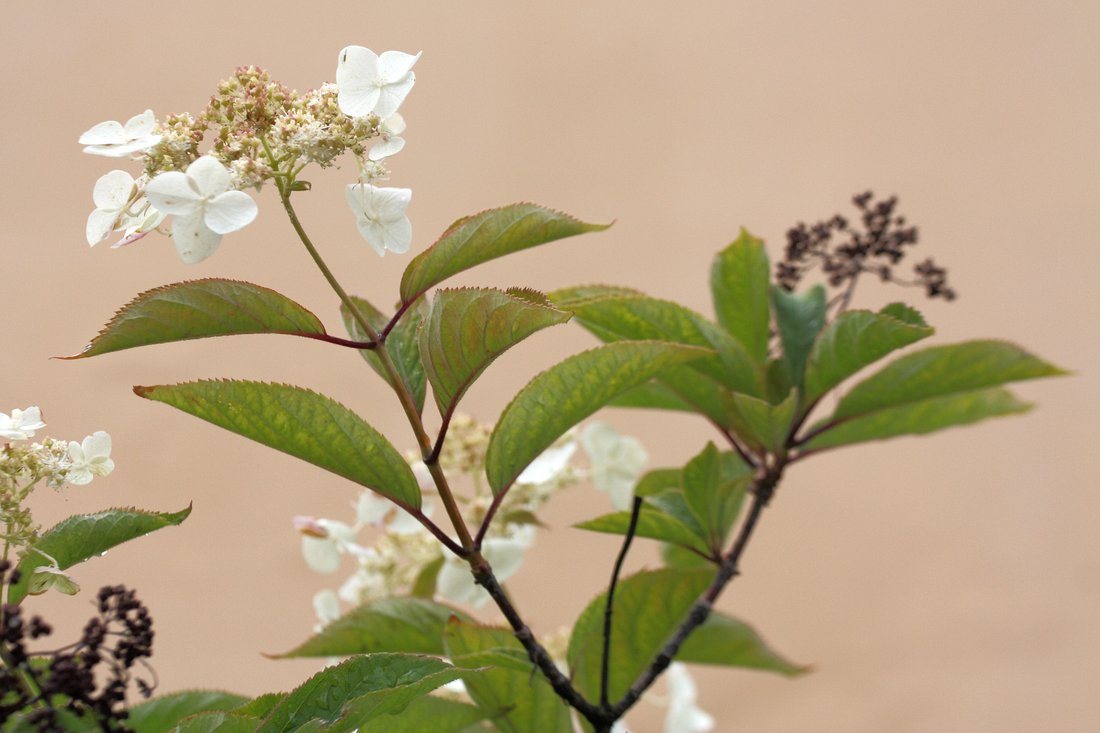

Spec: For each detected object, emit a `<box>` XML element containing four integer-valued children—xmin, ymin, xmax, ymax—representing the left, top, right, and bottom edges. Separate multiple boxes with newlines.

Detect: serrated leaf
<box><xmin>879</xmin><ymin>302</ymin><xmax>927</xmax><ymax>327</ymax></box>
<box><xmin>485</xmin><ymin>342</ymin><xmax>710</xmax><ymax>494</ymax></box>
<box><xmin>127</xmin><ymin>690</ymin><xmax>250</xmax><ymax>733</ymax></box>
<box><xmin>400</xmin><ymin>204</ymin><xmax>609</xmax><ymax>303</ymax></box>
<box><xmin>607</xmin><ymin>381</ymin><xmax>697</xmax><ymax>413</ymax></box>
<box><xmin>420</xmin><ymin>288</ymin><xmax>570</xmax><ymax>418</ymax></box>
<box><xmin>772</xmin><ymin>284</ymin><xmax>826</xmax><ymax>389</ymax></box>
<box><xmin>574</xmin><ymin>505</ymin><xmax>713</xmax><ymax>556</ymax></box>
<box><xmin>256</xmin><ymin>654</ymin><xmax>467</xmax><ymax>733</ymax></box>
<box><xmin>135</xmin><ymin>380</ymin><xmax>421</xmax><ymax>509</ymax></box>
<box><xmin>677</xmin><ymin>612</ymin><xmax>807</xmax><ymax>676</ymax></box>
<box><xmin>342</xmin><ymin>295</ymin><xmax>426</xmax><ymax>415</ymax></box>
<box><xmin>67</xmin><ymin>279</ymin><xmax>326</xmax><ymax>359</ymax></box>
<box><xmin>724</xmin><ymin>390</ymin><xmax>797</xmax><ymax>454</ymax></box>
<box><xmin>681</xmin><ymin>443</ymin><xmax>749</xmax><ymax>550</ymax></box>
<box><xmin>354</xmin><ymin>696</ymin><xmax>488</xmax><ymax>733</ymax></box>
<box><xmin>568</xmin><ymin>568</ymin><xmax>713</xmax><ymax>706</ymax></box>
<box><xmin>556</xmin><ymin>295</ymin><xmax>761</xmax><ymax>396</ymax></box>
<box><xmin>802</xmin><ymin>386</ymin><xmax>1033</xmax><ymax>451</ymax></box>
<box><xmin>802</xmin><ymin>310</ymin><xmax>934</xmax><ymax>409</ymax></box>
<box><xmin>444</xmin><ymin>620</ymin><xmax>572</xmax><ymax>733</ymax></box>
<box><xmin>231</xmin><ymin>693</ymin><xmax>286</xmax><ymax>719</ymax></box>
<box><xmin>829</xmin><ymin>340</ymin><xmax>1066</xmax><ymax>421</ymax></box>
<box><xmin>274</xmin><ymin>597</ymin><xmax>471</xmax><ymax>658</ymax></box>
<box><xmin>8</xmin><ymin>506</ymin><xmax>191</xmax><ymax>605</ymax></box>
<box><xmin>548</xmin><ymin>284</ymin><xmax>645</xmax><ymax>309</ymax></box>
<box><xmin>710</xmin><ymin>229</ymin><xmax>771</xmax><ymax>364</ymax></box>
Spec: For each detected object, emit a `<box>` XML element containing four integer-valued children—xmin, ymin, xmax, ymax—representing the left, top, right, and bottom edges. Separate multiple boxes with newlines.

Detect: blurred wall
<box><xmin>1</xmin><ymin>2</ymin><xmax>1096</xmax><ymax>730</ymax></box>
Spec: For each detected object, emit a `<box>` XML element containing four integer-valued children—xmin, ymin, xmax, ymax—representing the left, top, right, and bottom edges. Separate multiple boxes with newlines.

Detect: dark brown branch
<box><xmin>601</xmin><ymin>496</ymin><xmax>644</xmax><ymax>708</ymax></box>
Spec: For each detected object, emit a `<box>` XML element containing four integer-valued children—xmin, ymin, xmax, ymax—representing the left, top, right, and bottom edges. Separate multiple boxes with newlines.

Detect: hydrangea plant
<box><xmin>0</xmin><ymin>46</ymin><xmax>1065</xmax><ymax>732</ymax></box>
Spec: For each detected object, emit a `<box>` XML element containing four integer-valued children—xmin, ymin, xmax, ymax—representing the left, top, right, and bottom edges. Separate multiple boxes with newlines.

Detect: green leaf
<box><xmin>354</xmin><ymin>696</ymin><xmax>488</xmax><ymax>733</ymax></box>
<box><xmin>830</xmin><ymin>340</ymin><xmax>1066</xmax><ymax>422</ymax></box>
<box><xmin>568</xmin><ymin>568</ymin><xmax>713</xmax><ymax>705</ymax></box>
<box><xmin>879</xmin><ymin>302</ymin><xmax>927</xmax><ymax>326</ymax></box>
<box><xmin>772</xmin><ymin>284</ymin><xmax>826</xmax><ymax>389</ymax></box>
<box><xmin>607</xmin><ymin>381</ymin><xmax>697</xmax><ymax>413</ymax></box>
<box><xmin>802</xmin><ymin>386</ymin><xmax>1033</xmax><ymax>451</ymax></box>
<box><xmin>256</xmin><ymin>654</ymin><xmax>467</xmax><ymax>733</ymax></box>
<box><xmin>547</xmin><ymin>284</ymin><xmax>644</xmax><ymax>309</ymax></box>
<box><xmin>230</xmin><ymin>693</ymin><xmax>285</xmax><ymax>720</ymax></box>
<box><xmin>136</xmin><ymin>380</ymin><xmax>421</xmax><ymax>508</ymax></box>
<box><xmin>724</xmin><ymin>390</ymin><xmax>797</xmax><ymax>454</ymax></box>
<box><xmin>341</xmin><ymin>295</ymin><xmax>426</xmax><ymax>415</ymax></box>
<box><xmin>171</xmin><ymin>712</ymin><xmax>260</xmax><ymax>733</ymax></box>
<box><xmin>127</xmin><ymin>690</ymin><xmax>250</xmax><ymax>733</ymax></box>
<box><xmin>274</xmin><ymin>597</ymin><xmax>471</xmax><ymax>658</ymax></box>
<box><xmin>411</xmin><ymin>556</ymin><xmax>444</xmax><ymax>598</ymax></box>
<box><xmin>677</xmin><ymin>612</ymin><xmax>807</xmax><ymax>676</ymax></box>
<box><xmin>802</xmin><ymin>310</ymin><xmax>934</xmax><ymax>408</ymax></box>
<box><xmin>67</xmin><ymin>279</ymin><xmax>326</xmax><ymax>359</ymax></box>
<box><xmin>420</xmin><ymin>288</ymin><xmax>571</xmax><ymax>418</ymax></box>
<box><xmin>485</xmin><ymin>341</ymin><xmax>710</xmax><ymax>494</ymax></box>
<box><xmin>555</xmin><ymin>294</ymin><xmax>761</xmax><ymax>395</ymax></box>
<box><xmin>633</xmin><ymin>467</ymin><xmax>684</xmax><ymax>497</ymax></box>
<box><xmin>710</xmin><ymin>229</ymin><xmax>771</xmax><ymax>364</ymax></box>
<box><xmin>574</xmin><ymin>506</ymin><xmax>712</xmax><ymax>556</ymax></box>
<box><xmin>661</xmin><ymin>542</ymin><xmax>715</xmax><ymax>570</ymax></box>
<box><xmin>444</xmin><ymin>620</ymin><xmax>572</xmax><ymax>733</ymax></box>
<box><xmin>400</xmin><ymin>204</ymin><xmax>610</xmax><ymax>303</ymax></box>
<box><xmin>8</xmin><ymin>506</ymin><xmax>191</xmax><ymax>605</ymax></box>
<box><xmin>680</xmin><ymin>443</ymin><xmax>749</xmax><ymax>551</ymax></box>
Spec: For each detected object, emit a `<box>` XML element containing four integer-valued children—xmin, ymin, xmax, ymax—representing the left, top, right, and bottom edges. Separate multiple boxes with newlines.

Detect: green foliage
<box><xmin>255</xmin><ymin>654</ymin><xmax>470</xmax><ymax>733</ymax></box>
<box><xmin>8</xmin><ymin>506</ymin><xmax>191</xmax><ymax>605</ymax></box>
<box><xmin>399</xmin><ymin>204</ymin><xmax>610</xmax><ymax>303</ymax></box>
<box><xmin>677</xmin><ymin>612</ymin><xmax>806</xmax><ymax>676</ymax></box>
<box><xmin>724</xmin><ymin>390</ymin><xmax>796</xmax><ymax>454</ymax></box>
<box><xmin>710</xmin><ymin>229</ymin><xmax>771</xmax><ymax>365</ymax></box>
<box><xmin>574</xmin><ymin>506</ymin><xmax>713</xmax><ymax>557</ymax></box>
<box><xmin>354</xmin><ymin>696</ymin><xmax>488</xmax><ymax>733</ymax></box>
<box><xmin>568</xmin><ymin>568</ymin><xmax>712</xmax><ymax>705</ymax></box>
<box><xmin>127</xmin><ymin>691</ymin><xmax>250</xmax><ymax>733</ymax></box>
<box><xmin>135</xmin><ymin>380</ymin><xmax>421</xmax><ymax>509</ymax></box>
<box><xmin>420</xmin><ymin>288</ymin><xmax>570</xmax><ymax>418</ymax></box>
<box><xmin>341</xmin><ymin>295</ymin><xmax>426</xmax><ymax>415</ymax></box>
<box><xmin>771</xmin><ymin>284</ymin><xmax>827</xmax><ymax>390</ymax></box>
<box><xmin>275</xmin><ymin>597</ymin><xmax>471</xmax><ymax>658</ymax></box>
<box><xmin>680</xmin><ymin>443</ymin><xmax>750</xmax><ymax>552</ymax></box>
<box><xmin>485</xmin><ymin>341</ymin><xmax>711</xmax><ymax>494</ymax></box>
<box><xmin>444</xmin><ymin>620</ymin><xmax>572</xmax><ymax>733</ymax></box>
<box><xmin>802</xmin><ymin>309</ymin><xmax>934</xmax><ymax>409</ymax></box>
<box><xmin>68</xmin><ymin>279</ymin><xmax>326</xmax><ymax>358</ymax></box>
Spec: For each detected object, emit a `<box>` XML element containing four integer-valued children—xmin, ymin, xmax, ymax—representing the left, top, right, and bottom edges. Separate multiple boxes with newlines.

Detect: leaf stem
<box><xmin>600</xmin><ymin>496</ymin><xmax>643</xmax><ymax>709</ymax></box>
<box><xmin>278</xmin><ymin>191</ymin><xmax>475</xmax><ymax>552</ymax></box>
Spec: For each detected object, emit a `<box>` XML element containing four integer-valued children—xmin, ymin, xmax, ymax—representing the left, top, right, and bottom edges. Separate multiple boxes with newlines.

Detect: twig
<box><xmin>601</xmin><ymin>496</ymin><xmax>644</xmax><ymax>708</ymax></box>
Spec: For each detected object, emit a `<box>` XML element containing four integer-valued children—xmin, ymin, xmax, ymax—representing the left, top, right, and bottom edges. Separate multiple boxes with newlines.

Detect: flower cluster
<box><xmin>0</xmin><ymin>562</ymin><xmax>155</xmax><ymax>732</ymax></box>
<box><xmin>296</xmin><ymin>418</ymin><xmax>648</xmax><ymax>625</ymax></box>
<box><xmin>2</xmin><ymin>406</ymin><xmax>115</xmax><ymax>595</ymax></box>
<box><xmin>776</xmin><ymin>191</ymin><xmax>956</xmax><ymax>308</ymax></box>
<box><xmin>79</xmin><ymin>47</ymin><xmax>420</xmax><ymax>263</ymax></box>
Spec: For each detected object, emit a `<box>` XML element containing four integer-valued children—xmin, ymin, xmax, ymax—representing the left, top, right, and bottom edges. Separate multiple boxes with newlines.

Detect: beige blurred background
<box><xmin>2</xmin><ymin>2</ymin><xmax>1096</xmax><ymax>730</ymax></box>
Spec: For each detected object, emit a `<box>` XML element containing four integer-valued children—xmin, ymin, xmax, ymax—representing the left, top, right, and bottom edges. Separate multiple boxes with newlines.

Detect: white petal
<box><xmin>92</xmin><ymin>170</ymin><xmax>135</xmax><ymax>209</ymax></box>
<box><xmin>313</xmin><ymin>589</ymin><xmax>341</xmax><ymax>625</ymax></box>
<box><xmin>354</xmin><ymin>218</ymin><xmax>388</xmax><ymax>257</ymax></box>
<box><xmin>171</xmin><ymin>213</ymin><xmax>223</xmax><ymax>264</ymax></box>
<box><xmin>388</xmin><ymin>506</ymin><xmax>424</xmax><ymax>535</ymax></box>
<box><xmin>517</xmin><ymin>442</ymin><xmax>577</xmax><ymax>485</ymax></box>
<box><xmin>379</xmin><ymin>216</ymin><xmax>413</xmax><ymax>254</ymax></box>
<box><xmin>368</xmin><ymin>135</ymin><xmax>405</xmax><ymax>161</ymax></box>
<box><xmin>582</xmin><ymin>422</ymin><xmax>620</xmax><ymax>461</ymax></box>
<box><xmin>81</xmin><ymin>431</ymin><xmax>112</xmax><ymax>460</ymax></box>
<box><xmin>205</xmin><ymin>190</ymin><xmax>258</xmax><ymax>234</ymax></box>
<box><xmin>186</xmin><ymin>156</ymin><xmax>231</xmax><ymax>196</ymax></box>
<box><xmin>482</xmin><ymin>537</ymin><xmax>527</xmax><ymax>582</ymax></box>
<box><xmin>356</xmin><ymin>491</ymin><xmax>393</xmax><ymax>526</ymax></box>
<box><xmin>302</xmin><ymin>536</ymin><xmax>341</xmax><ymax>573</ymax></box>
<box><xmin>144</xmin><ymin>171</ymin><xmax>201</xmax><ymax>215</ymax></box>
<box><xmin>87</xmin><ymin>209</ymin><xmax>119</xmax><ymax>246</ymax></box>
<box><xmin>372</xmin><ymin>72</ymin><xmax>416</xmax><ymax>120</ymax></box>
<box><xmin>67</xmin><ymin>440</ymin><xmax>86</xmax><ymax>464</ymax></box>
<box><xmin>371</xmin><ymin>186</ymin><xmax>413</xmax><ymax>221</ymax></box>
<box><xmin>435</xmin><ymin>558</ymin><xmax>482</xmax><ymax>606</ymax></box>
<box><xmin>345</xmin><ymin>183</ymin><xmax>367</xmax><ymax>216</ymax></box>
<box><xmin>378</xmin><ymin>50</ymin><xmax>421</xmax><ymax>81</ymax></box>
<box><xmin>381</xmin><ymin>113</ymin><xmax>406</xmax><ymax>135</ymax></box>
<box><xmin>123</xmin><ymin>109</ymin><xmax>157</xmax><ymax>138</ymax></box>
<box><xmin>81</xmin><ymin>135</ymin><xmax>162</xmax><ymax>158</ymax></box>
<box><xmin>78</xmin><ymin>119</ymin><xmax>126</xmax><ymax>145</ymax></box>
<box><xmin>336</xmin><ymin>46</ymin><xmax>381</xmax><ymax>118</ymax></box>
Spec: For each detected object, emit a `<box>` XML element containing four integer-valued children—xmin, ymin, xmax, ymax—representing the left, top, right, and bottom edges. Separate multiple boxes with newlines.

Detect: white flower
<box><xmin>436</xmin><ymin>527</ymin><xmax>534</xmax><ymax>608</ymax></box>
<box><xmin>27</xmin><ymin>566</ymin><xmax>80</xmax><ymax>596</ymax></box>
<box><xmin>312</xmin><ymin>589</ymin><xmax>341</xmax><ymax>630</ymax></box>
<box><xmin>0</xmin><ymin>406</ymin><xmax>46</xmax><ymax>441</ymax></box>
<box><xmin>345</xmin><ymin>183</ymin><xmax>412</xmax><ymax>256</ymax></box>
<box><xmin>582</xmin><ymin>422</ymin><xmax>648</xmax><ymax>510</ymax></box>
<box><xmin>516</xmin><ymin>440</ymin><xmax>577</xmax><ymax>486</ymax></box>
<box><xmin>664</xmin><ymin>663</ymin><xmax>715</xmax><ymax>733</ymax></box>
<box><xmin>114</xmin><ymin>199</ymin><xmax>166</xmax><ymax>247</ymax></box>
<box><xmin>86</xmin><ymin>170</ymin><xmax>136</xmax><ymax>246</ymax></box>
<box><xmin>65</xmin><ymin>431</ymin><xmax>114</xmax><ymax>485</ymax></box>
<box><xmin>79</xmin><ymin>109</ymin><xmax>162</xmax><ymax>157</ymax></box>
<box><xmin>299</xmin><ymin>518</ymin><xmax>358</xmax><ymax>574</ymax></box>
<box><xmin>336</xmin><ymin>47</ymin><xmax>421</xmax><ymax>119</ymax></box>
<box><xmin>368</xmin><ymin>114</ymin><xmax>407</xmax><ymax>161</ymax></box>
<box><xmin>144</xmin><ymin>156</ymin><xmax>258</xmax><ymax>264</ymax></box>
